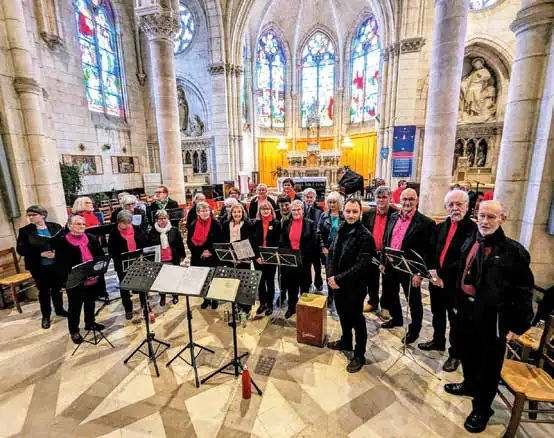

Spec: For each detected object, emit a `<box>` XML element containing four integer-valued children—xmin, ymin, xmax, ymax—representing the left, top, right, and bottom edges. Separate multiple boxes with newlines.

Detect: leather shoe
<box><xmin>85</xmin><ymin>322</ymin><xmax>105</xmax><ymax>331</ymax></box>
<box><xmin>381</xmin><ymin>319</ymin><xmax>403</xmax><ymax>329</ymax></box>
<box><xmin>172</xmin><ymin>296</ymin><xmax>179</xmax><ymax>305</ymax></box>
<box><xmin>211</xmin><ymin>300</ymin><xmax>219</xmax><ymax>310</ymax></box>
<box><xmin>403</xmin><ymin>332</ymin><xmax>419</xmax><ymax>345</ymax></box>
<box><xmin>327</xmin><ymin>340</ymin><xmax>352</xmax><ymax>351</ymax></box>
<box><xmin>264</xmin><ymin>307</ymin><xmax>273</xmax><ymax>316</ymax></box>
<box><xmin>442</xmin><ymin>357</ymin><xmax>461</xmax><ymax>372</ymax></box>
<box><xmin>200</xmin><ymin>299</ymin><xmax>210</xmax><ymax>309</ymax></box>
<box><xmin>256</xmin><ymin>304</ymin><xmax>266</xmax><ymax>315</ymax></box>
<box><xmin>56</xmin><ymin>309</ymin><xmax>69</xmax><ymax>318</ymax></box>
<box><xmin>444</xmin><ymin>382</ymin><xmax>473</xmax><ymax>397</ymax></box>
<box><xmin>125</xmin><ymin>311</ymin><xmax>133</xmax><ymax>321</ymax></box>
<box><xmin>464</xmin><ymin>409</ymin><xmax>494</xmax><ymax>434</ymax></box>
<box><xmin>159</xmin><ymin>295</ymin><xmax>166</xmax><ymax>307</ymax></box>
<box><xmin>284</xmin><ymin>309</ymin><xmax>295</xmax><ymax>319</ymax></box>
<box><xmin>363</xmin><ymin>303</ymin><xmax>378</xmax><ymax>313</ymax></box>
<box><xmin>41</xmin><ymin>318</ymin><xmax>51</xmax><ymax>329</ymax></box>
<box><xmin>71</xmin><ymin>332</ymin><xmax>83</xmax><ymax>344</ymax></box>
<box><xmin>418</xmin><ymin>340</ymin><xmax>446</xmax><ymax>352</ymax></box>
<box><xmin>346</xmin><ymin>356</ymin><xmax>366</xmax><ymax>373</ymax></box>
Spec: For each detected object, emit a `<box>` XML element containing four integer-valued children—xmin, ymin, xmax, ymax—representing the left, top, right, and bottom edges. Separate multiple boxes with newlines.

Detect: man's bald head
<box><xmin>477</xmin><ymin>200</ymin><xmax>506</xmax><ymax>236</ymax></box>
<box><xmin>400</xmin><ymin>188</ymin><xmax>418</xmax><ymax>214</ymax></box>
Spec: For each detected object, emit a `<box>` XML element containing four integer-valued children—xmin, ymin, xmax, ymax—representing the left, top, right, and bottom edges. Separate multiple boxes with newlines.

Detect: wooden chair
<box><xmin>500</xmin><ymin>313</ymin><xmax>554</xmax><ymax>437</ymax></box>
<box><xmin>0</xmin><ymin>248</ymin><xmax>34</xmax><ymax>313</ymax></box>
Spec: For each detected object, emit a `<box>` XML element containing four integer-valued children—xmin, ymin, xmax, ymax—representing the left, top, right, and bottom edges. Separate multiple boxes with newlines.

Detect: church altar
<box><xmin>280</xmin><ymin>148</ymin><xmax>343</xmax><ymax>186</ymax></box>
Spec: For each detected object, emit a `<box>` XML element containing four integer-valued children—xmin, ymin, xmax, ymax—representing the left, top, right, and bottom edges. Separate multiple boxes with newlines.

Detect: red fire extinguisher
<box><xmin>242</xmin><ymin>365</ymin><xmax>252</xmax><ymax>399</ymax></box>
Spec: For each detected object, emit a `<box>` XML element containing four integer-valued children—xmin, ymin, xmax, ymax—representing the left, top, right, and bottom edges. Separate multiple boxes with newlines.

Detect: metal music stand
<box><xmin>165</xmin><ymin>266</ymin><xmax>216</xmax><ymax>388</ymax></box>
<box><xmin>380</xmin><ymin>247</ymin><xmax>439</xmax><ymax>379</ymax></box>
<box><xmin>120</xmin><ymin>260</ymin><xmax>170</xmax><ymax>377</ymax></box>
<box><xmin>200</xmin><ymin>266</ymin><xmax>263</xmax><ymax>395</ymax></box>
<box><xmin>259</xmin><ymin>247</ymin><xmax>298</xmax><ymax>325</ymax></box>
<box><xmin>67</xmin><ymin>256</ymin><xmax>115</xmax><ymax>356</ymax></box>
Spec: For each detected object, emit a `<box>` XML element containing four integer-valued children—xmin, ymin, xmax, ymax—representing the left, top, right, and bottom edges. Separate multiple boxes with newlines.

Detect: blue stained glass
<box><xmin>350</xmin><ymin>15</ymin><xmax>380</xmax><ymax>124</ymax></box>
<box><xmin>75</xmin><ymin>0</ymin><xmax>124</xmax><ymax>118</ymax></box>
<box><xmin>256</xmin><ymin>31</ymin><xmax>286</xmax><ymax>128</ymax></box>
<box><xmin>174</xmin><ymin>4</ymin><xmax>195</xmax><ymax>54</ymax></box>
<box><xmin>469</xmin><ymin>0</ymin><xmax>499</xmax><ymax>10</ymax></box>
<box><xmin>301</xmin><ymin>32</ymin><xmax>335</xmax><ymax>127</ymax></box>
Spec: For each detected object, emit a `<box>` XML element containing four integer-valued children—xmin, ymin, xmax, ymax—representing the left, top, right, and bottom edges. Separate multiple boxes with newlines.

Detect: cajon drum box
<box><xmin>296</xmin><ymin>293</ymin><xmax>327</xmax><ymax>347</ymax></box>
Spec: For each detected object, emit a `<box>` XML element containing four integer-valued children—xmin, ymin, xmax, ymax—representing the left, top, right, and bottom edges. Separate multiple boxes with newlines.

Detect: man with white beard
<box><xmin>444</xmin><ymin>200</ymin><xmax>534</xmax><ymax>434</ymax></box>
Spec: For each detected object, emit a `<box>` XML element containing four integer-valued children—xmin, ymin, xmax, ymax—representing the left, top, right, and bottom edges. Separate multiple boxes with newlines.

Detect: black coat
<box><xmin>317</xmin><ymin>211</ymin><xmax>344</xmax><ymax>251</ymax></box>
<box><xmin>108</xmin><ymin>225</ymin><xmax>149</xmax><ymax>274</ymax></box>
<box><xmin>222</xmin><ymin>219</ymin><xmax>254</xmax><ymax>243</ymax></box>
<box><xmin>17</xmin><ymin>222</ymin><xmax>63</xmax><ymax>272</ymax></box>
<box><xmin>361</xmin><ymin>207</ymin><xmax>395</xmax><ymax>234</ymax></box>
<box><xmin>148</xmin><ymin>198</ymin><xmax>179</xmax><ymax>223</ymax></box>
<box><xmin>149</xmin><ymin>226</ymin><xmax>186</xmax><ymax>265</ymax></box>
<box><xmin>383</xmin><ymin>210</ymin><xmax>436</xmax><ymax>267</ymax></box>
<box><xmin>250</xmin><ymin>219</ymin><xmax>281</xmax><ymax>258</ymax></box>
<box><xmin>111</xmin><ymin>207</ymin><xmax>148</xmax><ymax>230</ymax></box>
<box><xmin>248</xmin><ymin>196</ymin><xmax>277</xmax><ymax>219</ymax></box>
<box><xmin>304</xmin><ymin>203</ymin><xmax>322</xmax><ymax>225</ymax></box>
<box><xmin>280</xmin><ymin>217</ymin><xmax>317</xmax><ymax>266</ymax></box>
<box><xmin>55</xmin><ymin>233</ymin><xmax>105</xmax><ymax>287</ymax></box>
<box><xmin>186</xmin><ymin>218</ymin><xmax>223</xmax><ymax>267</ymax></box>
<box><xmin>457</xmin><ymin>228</ymin><xmax>534</xmax><ymax>337</ymax></box>
<box><xmin>186</xmin><ymin>206</ymin><xmax>197</xmax><ymax>225</ymax></box>
<box><xmin>327</xmin><ymin>221</ymin><xmax>376</xmax><ymax>288</ymax></box>
<box><xmin>427</xmin><ymin>216</ymin><xmax>477</xmax><ymax>286</ymax></box>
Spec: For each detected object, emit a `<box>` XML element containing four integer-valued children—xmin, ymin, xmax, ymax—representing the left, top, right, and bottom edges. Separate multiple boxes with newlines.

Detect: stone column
<box><xmin>208</xmin><ymin>63</ymin><xmax>231</xmax><ymax>182</ymax></box>
<box><xmin>138</xmin><ymin>6</ymin><xmax>185</xmax><ymax>202</ymax></box>
<box><xmin>375</xmin><ymin>48</ymin><xmax>389</xmax><ymax>178</ymax></box>
<box><xmin>419</xmin><ymin>0</ymin><xmax>469</xmax><ymax>217</ymax></box>
<box><xmin>494</xmin><ymin>0</ymin><xmax>554</xmax><ymax>238</ymax></box>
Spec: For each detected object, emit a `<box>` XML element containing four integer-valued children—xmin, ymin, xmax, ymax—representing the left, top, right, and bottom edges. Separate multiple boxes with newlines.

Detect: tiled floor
<box><xmin>0</xmin><ymin>272</ymin><xmax>551</xmax><ymax>438</ymax></box>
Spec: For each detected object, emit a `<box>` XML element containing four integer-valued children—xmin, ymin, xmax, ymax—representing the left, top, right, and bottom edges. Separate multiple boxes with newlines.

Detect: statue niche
<box><xmin>459</xmin><ymin>57</ymin><xmax>497</xmax><ymax>123</ymax></box>
<box><xmin>177</xmin><ymin>86</ymin><xmax>189</xmax><ymax>133</ymax></box>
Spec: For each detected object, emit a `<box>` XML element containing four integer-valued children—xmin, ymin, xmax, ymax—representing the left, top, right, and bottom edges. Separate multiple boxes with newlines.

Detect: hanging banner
<box><xmin>392</xmin><ymin>126</ymin><xmax>416</xmax><ymax>178</ymax></box>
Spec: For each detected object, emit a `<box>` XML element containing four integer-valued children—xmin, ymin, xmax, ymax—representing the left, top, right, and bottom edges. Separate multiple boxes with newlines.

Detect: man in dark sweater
<box><xmin>148</xmin><ymin>185</ymin><xmax>179</xmax><ymax>224</ymax></box>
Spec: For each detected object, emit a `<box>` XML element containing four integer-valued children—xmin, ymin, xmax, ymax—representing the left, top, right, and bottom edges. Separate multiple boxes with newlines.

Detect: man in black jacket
<box><xmin>148</xmin><ymin>185</ymin><xmax>179</xmax><ymax>223</ymax></box>
<box><xmin>302</xmin><ymin>188</ymin><xmax>323</xmax><ymax>291</ymax></box>
<box><xmin>444</xmin><ymin>200</ymin><xmax>534</xmax><ymax>434</ymax></box>
<box><xmin>418</xmin><ymin>190</ymin><xmax>477</xmax><ymax>372</ymax></box>
<box><xmin>381</xmin><ymin>188</ymin><xmax>435</xmax><ymax>345</ymax></box>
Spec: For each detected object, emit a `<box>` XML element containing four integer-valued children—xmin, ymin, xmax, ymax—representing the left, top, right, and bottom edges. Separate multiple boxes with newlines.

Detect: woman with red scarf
<box><xmin>72</xmin><ymin>196</ymin><xmax>100</xmax><ymax>227</ymax></box>
<box><xmin>108</xmin><ymin>211</ymin><xmax>148</xmax><ymax>320</ymax></box>
<box><xmin>56</xmin><ymin>215</ymin><xmax>105</xmax><ymax>344</ymax></box>
<box><xmin>250</xmin><ymin>201</ymin><xmax>281</xmax><ymax>316</ymax></box>
<box><xmin>187</xmin><ymin>201</ymin><xmax>223</xmax><ymax>309</ymax></box>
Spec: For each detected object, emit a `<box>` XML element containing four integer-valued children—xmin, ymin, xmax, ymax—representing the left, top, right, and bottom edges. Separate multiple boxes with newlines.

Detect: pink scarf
<box><xmin>118</xmin><ymin>224</ymin><xmax>137</xmax><ymax>252</ymax></box>
<box><xmin>66</xmin><ymin>233</ymin><xmax>93</xmax><ymax>262</ymax></box>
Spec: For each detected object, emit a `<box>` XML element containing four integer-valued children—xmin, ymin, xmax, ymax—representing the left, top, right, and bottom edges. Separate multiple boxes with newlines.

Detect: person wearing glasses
<box><xmin>380</xmin><ymin>188</ymin><xmax>435</xmax><ymax>345</ymax></box>
<box><xmin>16</xmin><ymin>205</ymin><xmax>66</xmax><ymax>329</ymax></box>
<box><xmin>112</xmin><ymin>194</ymin><xmax>148</xmax><ymax>231</ymax></box>
<box><xmin>72</xmin><ymin>197</ymin><xmax>100</xmax><ymax>228</ymax></box>
<box><xmin>149</xmin><ymin>185</ymin><xmax>179</xmax><ymax>224</ymax></box>
<box><xmin>248</xmin><ymin>183</ymin><xmax>277</xmax><ymax>220</ymax></box>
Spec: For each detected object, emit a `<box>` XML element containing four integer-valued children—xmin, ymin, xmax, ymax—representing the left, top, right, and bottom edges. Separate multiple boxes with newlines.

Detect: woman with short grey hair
<box><xmin>186</xmin><ymin>192</ymin><xmax>207</xmax><ymax>225</ymax></box>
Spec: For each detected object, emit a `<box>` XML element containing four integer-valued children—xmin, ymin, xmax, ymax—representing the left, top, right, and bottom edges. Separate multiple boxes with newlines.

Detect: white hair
<box><xmin>196</xmin><ymin>201</ymin><xmax>211</xmax><ymax>212</ymax></box>
<box><xmin>302</xmin><ymin>188</ymin><xmax>317</xmax><ymax>199</ymax></box>
<box><xmin>192</xmin><ymin>193</ymin><xmax>206</xmax><ymax>204</ymax></box>
<box><xmin>479</xmin><ymin>200</ymin><xmax>507</xmax><ymax>218</ymax></box>
<box><xmin>291</xmin><ymin>199</ymin><xmax>304</xmax><ymax>210</ymax></box>
<box><xmin>120</xmin><ymin>194</ymin><xmax>138</xmax><ymax>208</ymax></box>
<box><xmin>71</xmin><ymin>197</ymin><xmax>92</xmax><ymax>214</ymax></box>
<box><xmin>224</xmin><ymin>197</ymin><xmax>239</xmax><ymax>208</ymax></box>
<box><xmin>444</xmin><ymin>189</ymin><xmax>469</xmax><ymax>205</ymax></box>
<box><xmin>325</xmin><ymin>191</ymin><xmax>344</xmax><ymax>211</ymax></box>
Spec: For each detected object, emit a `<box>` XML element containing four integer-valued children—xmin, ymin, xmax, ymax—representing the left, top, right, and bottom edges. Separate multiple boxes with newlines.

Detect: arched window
<box><xmin>301</xmin><ymin>32</ymin><xmax>335</xmax><ymax>128</ymax></box>
<box><xmin>174</xmin><ymin>3</ymin><xmax>195</xmax><ymax>54</ymax></box>
<box><xmin>350</xmin><ymin>15</ymin><xmax>380</xmax><ymax>124</ymax></box>
<box><xmin>469</xmin><ymin>0</ymin><xmax>499</xmax><ymax>10</ymax></box>
<box><xmin>255</xmin><ymin>31</ymin><xmax>286</xmax><ymax>128</ymax></box>
<box><xmin>75</xmin><ymin>0</ymin><xmax>125</xmax><ymax>118</ymax></box>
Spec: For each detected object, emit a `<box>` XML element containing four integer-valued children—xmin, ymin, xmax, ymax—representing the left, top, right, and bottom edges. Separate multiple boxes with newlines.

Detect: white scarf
<box><xmin>154</xmin><ymin>222</ymin><xmax>172</xmax><ymax>249</ymax></box>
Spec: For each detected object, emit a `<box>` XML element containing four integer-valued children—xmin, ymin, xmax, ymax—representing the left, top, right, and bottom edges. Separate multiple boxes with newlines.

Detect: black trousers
<box><xmin>334</xmin><ymin>286</ymin><xmax>367</xmax><ymax>358</ymax></box>
<box><xmin>281</xmin><ymin>265</ymin><xmax>304</xmax><ymax>310</ymax></box>
<box><xmin>366</xmin><ymin>264</ymin><xmax>381</xmax><ymax>308</ymax></box>
<box><xmin>429</xmin><ymin>283</ymin><xmax>459</xmax><ymax>357</ymax></box>
<box><xmin>115</xmin><ymin>267</ymin><xmax>133</xmax><ymax>312</ymax></box>
<box><xmin>67</xmin><ymin>284</ymin><xmax>96</xmax><ymax>334</ymax></box>
<box><xmin>382</xmin><ymin>269</ymin><xmax>423</xmax><ymax>335</ymax></box>
<box><xmin>456</xmin><ymin>296</ymin><xmax>506</xmax><ymax>414</ymax></box>
<box><xmin>32</xmin><ymin>265</ymin><xmax>63</xmax><ymax>318</ymax></box>
<box><xmin>254</xmin><ymin>262</ymin><xmax>277</xmax><ymax>308</ymax></box>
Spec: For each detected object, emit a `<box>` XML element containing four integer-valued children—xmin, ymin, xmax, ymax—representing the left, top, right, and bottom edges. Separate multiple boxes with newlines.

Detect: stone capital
<box><xmin>138</xmin><ymin>8</ymin><xmax>179</xmax><ymax>42</ymax></box>
<box><xmin>14</xmin><ymin>77</ymin><xmax>41</xmax><ymax>95</ymax></box>
<box><xmin>207</xmin><ymin>63</ymin><xmax>226</xmax><ymax>75</ymax></box>
<box><xmin>400</xmin><ymin>37</ymin><xmax>426</xmax><ymax>54</ymax></box>
<box><xmin>510</xmin><ymin>2</ymin><xmax>554</xmax><ymax>35</ymax></box>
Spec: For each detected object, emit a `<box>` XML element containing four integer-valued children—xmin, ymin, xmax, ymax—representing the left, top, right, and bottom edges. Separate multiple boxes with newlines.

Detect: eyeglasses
<box><xmin>401</xmin><ymin>197</ymin><xmax>417</xmax><ymax>202</ymax></box>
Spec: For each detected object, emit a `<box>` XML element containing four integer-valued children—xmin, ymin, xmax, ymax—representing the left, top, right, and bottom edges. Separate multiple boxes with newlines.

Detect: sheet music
<box><xmin>231</xmin><ymin>239</ymin><xmax>255</xmax><ymax>260</ymax></box>
<box><xmin>206</xmin><ymin>277</ymin><xmax>240</xmax><ymax>302</ymax></box>
<box><xmin>132</xmin><ymin>214</ymin><xmax>142</xmax><ymax>226</ymax></box>
<box><xmin>150</xmin><ymin>265</ymin><xmax>210</xmax><ymax>296</ymax></box>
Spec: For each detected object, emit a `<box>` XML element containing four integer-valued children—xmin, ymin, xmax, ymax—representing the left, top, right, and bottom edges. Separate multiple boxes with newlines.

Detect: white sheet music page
<box><xmin>231</xmin><ymin>239</ymin><xmax>255</xmax><ymax>260</ymax></box>
<box><xmin>150</xmin><ymin>265</ymin><xmax>210</xmax><ymax>296</ymax></box>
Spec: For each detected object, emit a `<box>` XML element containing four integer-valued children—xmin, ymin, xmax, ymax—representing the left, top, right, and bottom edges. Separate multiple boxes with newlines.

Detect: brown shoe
<box><xmin>363</xmin><ymin>304</ymin><xmax>377</xmax><ymax>313</ymax></box>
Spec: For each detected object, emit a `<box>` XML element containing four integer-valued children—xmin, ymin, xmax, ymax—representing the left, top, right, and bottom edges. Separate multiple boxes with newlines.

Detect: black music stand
<box><xmin>165</xmin><ymin>266</ymin><xmax>216</xmax><ymax>388</ymax></box>
<box><xmin>259</xmin><ymin>247</ymin><xmax>298</xmax><ymax>324</ymax></box>
<box><xmin>67</xmin><ymin>256</ymin><xmax>115</xmax><ymax>356</ymax></box>
<box><xmin>200</xmin><ymin>266</ymin><xmax>263</xmax><ymax>395</ymax></box>
<box><xmin>120</xmin><ymin>260</ymin><xmax>170</xmax><ymax>377</ymax></box>
<box><xmin>380</xmin><ymin>247</ymin><xmax>438</xmax><ymax>379</ymax></box>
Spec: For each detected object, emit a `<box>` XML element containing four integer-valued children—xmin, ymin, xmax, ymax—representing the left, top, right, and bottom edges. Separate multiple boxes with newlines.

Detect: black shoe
<box><xmin>211</xmin><ymin>300</ymin><xmax>219</xmax><ymax>310</ymax></box>
<box><xmin>284</xmin><ymin>309</ymin><xmax>295</xmax><ymax>319</ymax></box>
<box><xmin>327</xmin><ymin>340</ymin><xmax>352</xmax><ymax>351</ymax></box>
<box><xmin>125</xmin><ymin>311</ymin><xmax>133</xmax><ymax>321</ymax></box>
<box><xmin>464</xmin><ymin>409</ymin><xmax>494</xmax><ymax>434</ymax></box>
<box><xmin>403</xmin><ymin>332</ymin><xmax>419</xmax><ymax>345</ymax></box>
<box><xmin>346</xmin><ymin>356</ymin><xmax>366</xmax><ymax>373</ymax></box>
<box><xmin>172</xmin><ymin>296</ymin><xmax>179</xmax><ymax>305</ymax></box>
<box><xmin>316</xmin><ymin>285</ymin><xmax>323</xmax><ymax>292</ymax></box>
<box><xmin>442</xmin><ymin>357</ymin><xmax>461</xmax><ymax>372</ymax></box>
<box><xmin>200</xmin><ymin>299</ymin><xmax>210</xmax><ymax>309</ymax></box>
<box><xmin>256</xmin><ymin>304</ymin><xmax>266</xmax><ymax>315</ymax></box>
<box><xmin>159</xmin><ymin>296</ymin><xmax>166</xmax><ymax>307</ymax></box>
<box><xmin>418</xmin><ymin>340</ymin><xmax>446</xmax><ymax>352</ymax></box>
<box><xmin>85</xmin><ymin>322</ymin><xmax>105</xmax><ymax>331</ymax></box>
<box><xmin>41</xmin><ymin>318</ymin><xmax>51</xmax><ymax>329</ymax></box>
<box><xmin>56</xmin><ymin>309</ymin><xmax>69</xmax><ymax>318</ymax></box>
<box><xmin>265</xmin><ymin>307</ymin><xmax>273</xmax><ymax>316</ymax></box>
<box><xmin>444</xmin><ymin>382</ymin><xmax>473</xmax><ymax>397</ymax></box>
<box><xmin>71</xmin><ymin>332</ymin><xmax>83</xmax><ymax>344</ymax></box>
<box><xmin>381</xmin><ymin>319</ymin><xmax>403</xmax><ymax>329</ymax></box>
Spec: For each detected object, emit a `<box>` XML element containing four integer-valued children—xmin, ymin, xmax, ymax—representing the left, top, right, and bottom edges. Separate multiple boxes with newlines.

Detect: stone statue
<box><xmin>189</xmin><ymin>114</ymin><xmax>205</xmax><ymax>136</ymax></box>
<box><xmin>177</xmin><ymin>86</ymin><xmax>189</xmax><ymax>132</ymax></box>
<box><xmin>476</xmin><ymin>140</ymin><xmax>488</xmax><ymax>167</ymax></box>
<box><xmin>459</xmin><ymin>58</ymin><xmax>497</xmax><ymax>123</ymax></box>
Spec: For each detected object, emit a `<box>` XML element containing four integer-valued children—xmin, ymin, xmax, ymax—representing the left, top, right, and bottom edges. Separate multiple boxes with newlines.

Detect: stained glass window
<box><xmin>174</xmin><ymin>4</ymin><xmax>195</xmax><ymax>54</ymax></box>
<box><xmin>75</xmin><ymin>0</ymin><xmax>124</xmax><ymax>117</ymax></box>
<box><xmin>350</xmin><ymin>15</ymin><xmax>380</xmax><ymax>124</ymax></box>
<box><xmin>469</xmin><ymin>0</ymin><xmax>499</xmax><ymax>10</ymax></box>
<box><xmin>255</xmin><ymin>31</ymin><xmax>286</xmax><ymax>128</ymax></box>
<box><xmin>301</xmin><ymin>32</ymin><xmax>335</xmax><ymax>128</ymax></box>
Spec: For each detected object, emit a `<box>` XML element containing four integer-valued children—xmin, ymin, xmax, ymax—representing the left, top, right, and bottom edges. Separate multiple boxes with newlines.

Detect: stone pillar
<box><xmin>2</xmin><ymin>0</ymin><xmax>66</xmax><ymax>222</ymax></box>
<box><xmin>138</xmin><ymin>6</ymin><xmax>185</xmax><ymax>202</ymax></box>
<box><xmin>494</xmin><ymin>0</ymin><xmax>554</xmax><ymax>239</ymax></box>
<box><xmin>419</xmin><ymin>0</ymin><xmax>469</xmax><ymax>217</ymax></box>
<box><xmin>375</xmin><ymin>48</ymin><xmax>389</xmax><ymax>178</ymax></box>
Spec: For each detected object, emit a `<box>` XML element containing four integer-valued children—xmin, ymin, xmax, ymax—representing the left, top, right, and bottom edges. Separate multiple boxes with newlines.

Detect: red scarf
<box><xmin>118</xmin><ymin>224</ymin><xmax>137</xmax><ymax>252</ymax></box>
<box><xmin>192</xmin><ymin>216</ymin><xmax>211</xmax><ymax>247</ymax></box>
<box><xmin>79</xmin><ymin>211</ymin><xmax>100</xmax><ymax>227</ymax></box>
<box><xmin>289</xmin><ymin>218</ymin><xmax>303</xmax><ymax>250</ymax></box>
<box><xmin>285</xmin><ymin>188</ymin><xmax>296</xmax><ymax>201</ymax></box>
<box><xmin>262</xmin><ymin>216</ymin><xmax>272</xmax><ymax>247</ymax></box>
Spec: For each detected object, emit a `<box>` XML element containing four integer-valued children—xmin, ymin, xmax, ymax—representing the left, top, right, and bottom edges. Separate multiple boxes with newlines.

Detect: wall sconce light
<box><xmin>78</xmin><ymin>143</ymin><xmax>85</xmax><ymax>151</ymax></box>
